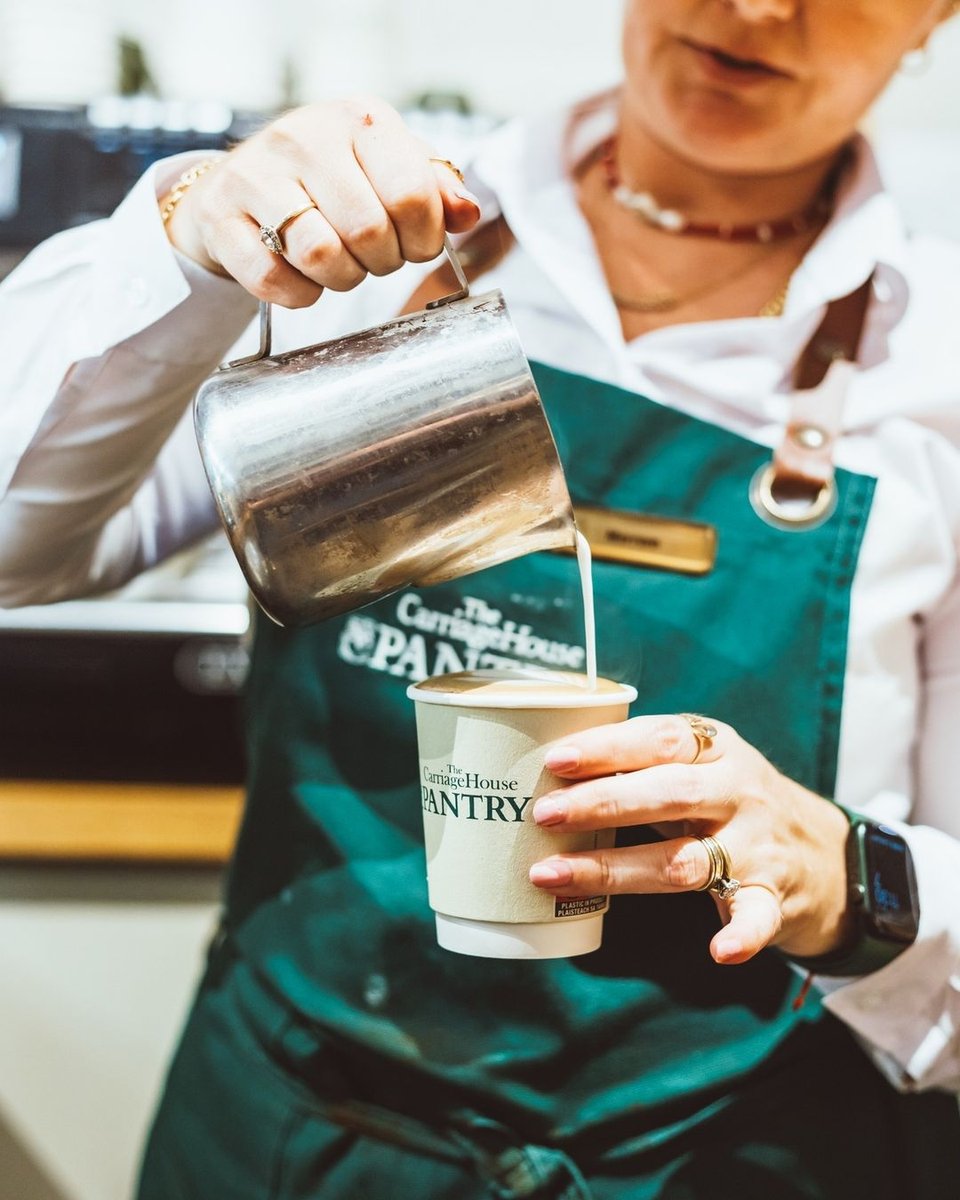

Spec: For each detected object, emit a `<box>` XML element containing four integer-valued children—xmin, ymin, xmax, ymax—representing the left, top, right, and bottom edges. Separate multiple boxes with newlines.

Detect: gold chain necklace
<box><xmin>610</xmin><ymin>249</ymin><xmax>792</xmax><ymax>316</ymax></box>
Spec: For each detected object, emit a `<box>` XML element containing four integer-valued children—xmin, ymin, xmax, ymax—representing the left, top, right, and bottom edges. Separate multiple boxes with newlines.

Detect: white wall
<box><xmin>1</xmin><ymin>7</ymin><xmax>960</xmax><ymax>1200</ymax></box>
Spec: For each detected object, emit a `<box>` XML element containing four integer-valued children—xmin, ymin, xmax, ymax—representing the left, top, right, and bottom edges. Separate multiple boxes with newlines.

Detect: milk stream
<box><xmin>575</xmin><ymin>530</ymin><xmax>597</xmax><ymax>691</ymax></box>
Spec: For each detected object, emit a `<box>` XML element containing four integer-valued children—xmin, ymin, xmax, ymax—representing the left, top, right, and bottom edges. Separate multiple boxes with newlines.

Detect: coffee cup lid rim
<box><xmin>407</xmin><ymin>669</ymin><xmax>637</xmax><ymax>709</ymax></box>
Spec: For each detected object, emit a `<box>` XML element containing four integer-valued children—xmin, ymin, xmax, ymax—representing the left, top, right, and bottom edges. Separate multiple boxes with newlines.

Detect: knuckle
<box><xmin>340</xmin><ymin>222</ymin><xmax>398</xmax><ymax>264</ymax></box>
<box><xmin>343</xmin><ymin>217</ymin><xmax>393</xmax><ymax>250</ymax></box>
<box><xmin>297</xmin><ymin>237</ymin><xmax>339</xmax><ymax>273</ymax></box>
<box><xmin>383</xmin><ymin>185</ymin><xmax>433</xmax><ymax>221</ymax></box>
<box><xmin>342</xmin><ymin>94</ymin><xmax>398</xmax><ymax>122</ymax></box>
<box><xmin>590</xmin><ymin>785</ymin><xmax>622</xmax><ymax>828</ymax></box>
<box><xmin>666</xmin><ymin>768</ymin><xmax>708</xmax><ymax>814</ymax></box>
<box><xmin>595</xmin><ymin>854</ymin><xmax>617</xmax><ymax>893</ymax></box>
<box><xmin>663</xmin><ymin>842</ymin><xmax>705</xmax><ymax>890</ymax></box>
<box><xmin>650</xmin><ymin>717</ymin><xmax>688</xmax><ymax>764</ymax></box>
<box><xmin>259</xmin><ymin>123</ymin><xmax>303</xmax><ymax>162</ymax></box>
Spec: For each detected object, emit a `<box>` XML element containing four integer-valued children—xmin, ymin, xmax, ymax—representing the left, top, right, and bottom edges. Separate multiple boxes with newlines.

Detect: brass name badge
<box><xmin>564</xmin><ymin>505</ymin><xmax>717</xmax><ymax>575</ymax></box>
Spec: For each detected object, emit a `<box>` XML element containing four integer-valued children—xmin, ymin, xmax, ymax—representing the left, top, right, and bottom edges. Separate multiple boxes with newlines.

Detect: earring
<box><xmin>899</xmin><ymin>46</ymin><xmax>930</xmax><ymax>75</ymax></box>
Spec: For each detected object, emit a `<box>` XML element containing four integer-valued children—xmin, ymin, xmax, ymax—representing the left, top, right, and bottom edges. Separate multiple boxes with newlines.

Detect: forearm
<box><xmin>0</xmin><ymin>155</ymin><xmax>257</xmax><ymax>605</ymax></box>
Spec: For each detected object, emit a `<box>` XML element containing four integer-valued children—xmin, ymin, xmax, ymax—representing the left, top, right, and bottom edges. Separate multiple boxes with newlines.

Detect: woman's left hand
<box><xmin>529</xmin><ymin>714</ymin><xmax>855</xmax><ymax>965</ymax></box>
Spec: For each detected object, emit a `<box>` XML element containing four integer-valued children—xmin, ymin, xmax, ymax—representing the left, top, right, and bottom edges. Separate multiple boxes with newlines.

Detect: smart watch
<box><xmin>791</xmin><ymin>808</ymin><xmax>921</xmax><ymax>977</ymax></box>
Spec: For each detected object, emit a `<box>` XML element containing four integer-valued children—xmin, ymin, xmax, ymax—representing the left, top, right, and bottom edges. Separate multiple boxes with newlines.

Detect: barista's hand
<box><xmin>164</xmin><ymin>97</ymin><xmax>481</xmax><ymax>306</ymax></box>
<box><xmin>528</xmin><ymin>716</ymin><xmax>855</xmax><ymax>965</ymax></box>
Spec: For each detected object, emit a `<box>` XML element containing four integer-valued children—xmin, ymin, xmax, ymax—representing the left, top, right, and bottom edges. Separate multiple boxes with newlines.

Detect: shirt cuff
<box><xmin>817</xmin><ymin>820</ymin><xmax>960</xmax><ymax>1091</ymax></box>
<box><xmin>89</xmin><ymin>150</ymin><xmax>257</xmax><ymax>365</ymax></box>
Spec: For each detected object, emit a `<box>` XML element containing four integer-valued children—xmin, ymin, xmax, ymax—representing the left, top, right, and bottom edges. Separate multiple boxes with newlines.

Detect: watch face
<box><xmin>864</xmin><ymin>825</ymin><xmax>920</xmax><ymax>943</ymax></box>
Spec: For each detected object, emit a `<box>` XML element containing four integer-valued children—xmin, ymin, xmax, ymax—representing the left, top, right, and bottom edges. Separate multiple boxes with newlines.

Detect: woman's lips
<box><xmin>681</xmin><ymin>38</ymin><xmax>793</xmax><ymax>87</ymax></box>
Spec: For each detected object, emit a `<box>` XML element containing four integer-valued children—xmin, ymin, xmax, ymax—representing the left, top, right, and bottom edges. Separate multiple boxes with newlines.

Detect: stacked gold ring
<box><xmin>695</xmin><ymin>835</ymin><xmax>741</xmax><ymax>901</ymax></box>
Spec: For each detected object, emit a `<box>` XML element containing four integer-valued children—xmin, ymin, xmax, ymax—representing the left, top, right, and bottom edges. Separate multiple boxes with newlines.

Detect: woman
<box><xmin>2</xmin><ymin>1</ymin><xmax>959</xmax><ymax>1196</ymax></box>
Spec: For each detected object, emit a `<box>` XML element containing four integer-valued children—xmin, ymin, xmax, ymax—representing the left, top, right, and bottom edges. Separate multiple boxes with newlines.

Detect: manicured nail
<box><xmin>533</xmin><ymin>796</ymin><xmax>567</xmax><ymax>825</ymax></box>
<box><xmin>529</xmin><ymin>860</ymin><xmax>573</xmax><ymax>886</ymax></box>
<box><xmin>544</xmin><ymin>745</ymin><xmax>580</xmax><ymax>772</ymax></box>
<box><xmin>454</xmin><ymin>186</ymin><xmax>481</xmax><ymax>209</ymax></box>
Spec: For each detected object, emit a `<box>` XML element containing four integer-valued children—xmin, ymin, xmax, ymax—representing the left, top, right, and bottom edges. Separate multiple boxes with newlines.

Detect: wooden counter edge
<box><xmin>0</xmin><ymin>780</ymin><xmax>244</xmax><ymax>864</ymax></box>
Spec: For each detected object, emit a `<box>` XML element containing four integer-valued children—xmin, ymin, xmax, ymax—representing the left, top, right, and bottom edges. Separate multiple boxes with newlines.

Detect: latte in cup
<box><xmin>407</xmin><ymin>668</ymin><xmax>637</xmax><ymax>959</ymax></box>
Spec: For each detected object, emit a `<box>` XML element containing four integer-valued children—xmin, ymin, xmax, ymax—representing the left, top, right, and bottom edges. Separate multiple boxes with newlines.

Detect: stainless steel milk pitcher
<box><xmin>194</xmin><ymin>238</ymin><xmax>576</xmax><ymax>627</ymax></box>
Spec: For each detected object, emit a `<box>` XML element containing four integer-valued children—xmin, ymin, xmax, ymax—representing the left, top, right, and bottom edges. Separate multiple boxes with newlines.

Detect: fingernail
<box><xmin>454</xmin><ymin>187</ymin><xmax>481</xmax><ymax>213</ymax></box>
<box><xmin>529</xmin><ymin>860</ymin><xmax>573</xmax><ymax>886</ymax></box>
<box><xmin>544</xmin><ymin>745</ymin><xmax>580</xmax><ymax>772</ymax></box>
<box><xmin>533</xmin><ymin>796</ymin><xmax>567</xmax><ymax>826</ymax></box>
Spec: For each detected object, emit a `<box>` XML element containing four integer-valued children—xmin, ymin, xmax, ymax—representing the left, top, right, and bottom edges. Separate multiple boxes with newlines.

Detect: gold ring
<box><xmin>694</xmin><ymin>835</ymin><xmax>740</xmax><ymax>900</ymax></box>
<box><xmin>681</xmin><ymin>713</ymin><xmax>717</xmax><ymax>764</ymax></box>
<box><xmin>259</xmin><ymin>202</ymin><xmax>318</xmax><ymax>255</ymax></box>
<box><xmin>429</xmin><ymin>157</ymin><xmax>465</xmax><ymax>184</ymax></box>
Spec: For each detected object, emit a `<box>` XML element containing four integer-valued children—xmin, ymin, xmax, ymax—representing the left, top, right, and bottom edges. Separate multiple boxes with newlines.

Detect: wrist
<box><xmin>777</xmin><ymin>788</ymin><xmax>854</xmax><ymax>959</ymax></box>
<box><xmin>785</xmin><ymin>805</ymin><xmax>920</xmax><ymax>977</ymax></box>
<box><xmin>159</xmin><ymin>157</ymin><xmax>227</xmax><ymax>276</ymax></box>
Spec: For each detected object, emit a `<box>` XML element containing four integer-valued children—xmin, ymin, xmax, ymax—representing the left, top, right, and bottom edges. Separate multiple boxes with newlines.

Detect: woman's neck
<box><xmin>614</xmin><ymin>113</ymin><xmax>846</xmax><ymax>228</ymax></box>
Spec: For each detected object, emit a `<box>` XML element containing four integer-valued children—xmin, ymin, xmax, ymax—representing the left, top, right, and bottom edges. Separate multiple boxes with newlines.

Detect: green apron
<box><xmin>138</xmin><ymin>363</ymin><xmax>959</xmax><ymax>1199</ymax></box>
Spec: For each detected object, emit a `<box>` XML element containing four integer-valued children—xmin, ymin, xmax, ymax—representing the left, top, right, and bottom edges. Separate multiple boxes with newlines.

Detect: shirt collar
<box><xmin>469</xmin><ymin>93</ymin><xmax>912</xmax><ymax>362</ymax></box>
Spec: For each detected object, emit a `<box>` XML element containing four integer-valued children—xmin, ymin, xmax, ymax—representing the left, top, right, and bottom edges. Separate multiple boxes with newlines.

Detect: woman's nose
<box><xmin>725</xmin><ymin>0</ymin><xmax>797</xmax><ymax>21</ymax></box>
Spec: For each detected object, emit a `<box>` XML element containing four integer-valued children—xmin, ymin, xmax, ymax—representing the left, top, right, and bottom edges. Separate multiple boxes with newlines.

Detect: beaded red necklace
<box><xmin>600</xmin><ymin>136</ymin><xmax>839</xmax><ymax>244</ymax></box>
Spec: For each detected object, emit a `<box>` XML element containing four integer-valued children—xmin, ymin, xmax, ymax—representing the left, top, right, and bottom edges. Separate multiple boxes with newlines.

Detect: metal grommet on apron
<box><xmin>751</xmin><ymin>281</ymin><xmax>871</xmax><ymax>532</ymax></box>
<box><xmin>749</xmin><ymin>461</ymin><xmax>839</xmax><ymax>531</ymax></box>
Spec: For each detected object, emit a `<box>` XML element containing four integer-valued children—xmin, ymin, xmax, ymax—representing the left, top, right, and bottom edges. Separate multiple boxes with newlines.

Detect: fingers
<box><xmin>353</xmin><ymin>129</ymin><xmax>443</xmax><ymax>263</ymax></box>
<box><xmin>528</xmin><ymin>841</ymin><xmax>784</xmax><ymax>964</ymax></box>
<box><xmin>280</xmin><ymin>207</ymin><xmax>366</xmax><ymax>292</ymax></box>
<box><xmin>529</xmin><ymin>834</ymin><xmax>725</xmax><ymax>897</ymax></box>
<box><xmin>431</xmin><ymin>160</ymin><xmax>483</xmax><ymax>234</ymax></box>
<box><xmin>710</xmin><ymin>885</ymin><xmax>783</xmax><ymax>964</ymax></box>
<box><xmin>532</xmin><ymin>761</ymin><xmax>734</xmax><ymax>830</ymax></box>
<box><xmin>165</xmin><ymin>96</ymin><xmax>481</xmax><ymax>306</ymax></box>
<box><xmin>208</xmin><ymin>213</ymin><xmax>325</xmax><ymax>309</ymax></box>
<box><xmin>544</xmin><ymin>714</ymin><xmax>726</xmax><ymax>780</ymax></box>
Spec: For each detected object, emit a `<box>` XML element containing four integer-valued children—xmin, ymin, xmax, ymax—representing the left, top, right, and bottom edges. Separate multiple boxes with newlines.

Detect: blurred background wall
<box><xmin>1</xmin><ymin>4</ymin><xmax>959</xmax><ymax>1199</ymax></box>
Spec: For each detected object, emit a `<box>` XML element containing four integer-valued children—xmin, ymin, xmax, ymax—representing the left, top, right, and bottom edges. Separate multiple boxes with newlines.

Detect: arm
<box><xmin>0</xmin><ymin>99</ymin><xmax>481</xmax><ymax>608</ymax></box>
<box><xmin>0</xmin><ymin>154</ymin><xmax>257</xmax><ymax>605</ymax></box>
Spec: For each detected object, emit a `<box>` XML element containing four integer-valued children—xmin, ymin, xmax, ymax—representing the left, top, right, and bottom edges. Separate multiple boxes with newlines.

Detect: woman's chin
<box><xmin>652</xmin><ymin>110</ymin><xmax>805</xmax><ymax>176</ymax></box>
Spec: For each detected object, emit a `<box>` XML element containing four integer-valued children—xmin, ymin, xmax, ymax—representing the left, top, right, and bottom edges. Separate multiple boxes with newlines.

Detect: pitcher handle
<box><xmin>223</xmin><ymin>235</ymin><xmax>470</xmax><ymax>370</ymax></box>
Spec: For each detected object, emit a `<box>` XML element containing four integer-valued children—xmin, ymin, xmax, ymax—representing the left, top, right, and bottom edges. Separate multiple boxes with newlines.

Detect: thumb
<box><xmin>710</xmin><ymin>884</ymin><xmax>783</xmax><ymax>965</ymax></box>
<box><xmin>431</xmin><ymin>158</ymin><xmax>482</xmax><ymax>233</ymax></box>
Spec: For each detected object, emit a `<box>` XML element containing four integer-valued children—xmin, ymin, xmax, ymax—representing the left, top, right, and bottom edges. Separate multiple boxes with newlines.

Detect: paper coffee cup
<box><xmin>407</xmin><ymin>668</ymin><xmax>637</xmax><ymax>959</ymax></box>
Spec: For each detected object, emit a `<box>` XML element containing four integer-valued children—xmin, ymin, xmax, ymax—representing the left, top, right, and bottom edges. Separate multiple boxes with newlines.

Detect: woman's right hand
<box><xmin>164</xmin><ymin>96</ymin><xmax>482</xmax><ymax>308</ymax></box>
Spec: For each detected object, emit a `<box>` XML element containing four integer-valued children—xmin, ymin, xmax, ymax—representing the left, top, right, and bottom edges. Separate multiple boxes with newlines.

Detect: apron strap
<box><xmin>755</xmin><ymin>274</ymin><xmax>875</xmax><ymax>527</ymax></box>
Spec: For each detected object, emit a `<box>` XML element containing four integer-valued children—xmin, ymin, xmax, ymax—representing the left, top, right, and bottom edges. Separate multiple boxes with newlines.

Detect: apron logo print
<box><xmin>337</xmin><ymin>591</ymin><xmax>586</xmax><ymax>682</ymax></box>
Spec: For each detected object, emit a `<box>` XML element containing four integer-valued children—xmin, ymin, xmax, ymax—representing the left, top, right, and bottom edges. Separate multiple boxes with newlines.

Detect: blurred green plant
<box><xmin>117</xmin><ymin>36</ymin><xmax>157</xmax><ymax>97</ymax></box>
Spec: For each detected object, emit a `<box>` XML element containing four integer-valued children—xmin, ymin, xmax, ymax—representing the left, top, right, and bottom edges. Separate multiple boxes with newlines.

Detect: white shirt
<box><xmin>1</xmin><ymin>98</ymin><xmax>959</xmax><ymax>1093</ymax></box>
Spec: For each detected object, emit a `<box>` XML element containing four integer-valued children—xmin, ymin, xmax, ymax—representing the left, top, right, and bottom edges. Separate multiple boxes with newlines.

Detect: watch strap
<box><xmin>786</xmin><ymin>805</ymin><xmax>913</xmax><ymax>978</ymax></box>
